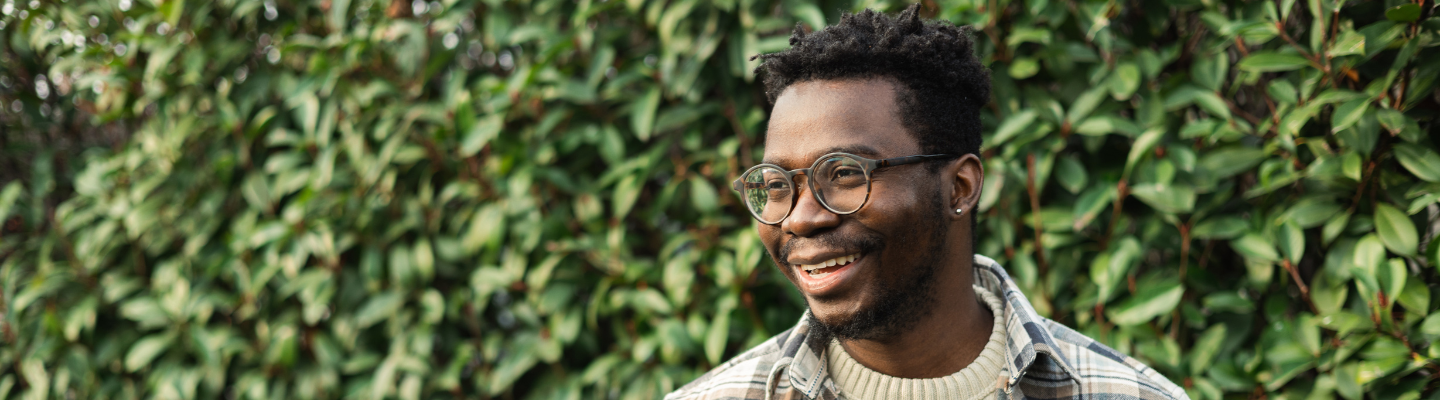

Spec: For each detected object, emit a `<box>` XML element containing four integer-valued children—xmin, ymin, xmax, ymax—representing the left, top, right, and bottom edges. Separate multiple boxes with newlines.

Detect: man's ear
<box><xmin>948</xmin><ymin>154</ymin><xmax>984</xmax><ymax>220</ymax></box>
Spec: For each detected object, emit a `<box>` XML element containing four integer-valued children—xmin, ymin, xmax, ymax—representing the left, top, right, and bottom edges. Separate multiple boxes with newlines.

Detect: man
<box><xmin>666</xmin><ymin>5</ymin><xmax>1187</xmax><ymax>400</ymax></box>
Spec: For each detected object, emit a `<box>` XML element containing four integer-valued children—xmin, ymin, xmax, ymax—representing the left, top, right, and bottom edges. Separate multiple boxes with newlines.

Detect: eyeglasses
<box><xmin>731</xmin><ymin>152</ymin><xmax>957</xmax><ymax>225</ymax></box>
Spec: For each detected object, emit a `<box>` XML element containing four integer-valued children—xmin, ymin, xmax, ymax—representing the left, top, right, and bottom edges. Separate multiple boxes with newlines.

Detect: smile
<box><xmin>792</xmin><ymin>252</ymin><xmax>866</xmax><ymax>295</ymax></box>
<box><xmin>800</xmin><ymin>253</ymin><xmax>860</xmax><ymax>277</ymax></box>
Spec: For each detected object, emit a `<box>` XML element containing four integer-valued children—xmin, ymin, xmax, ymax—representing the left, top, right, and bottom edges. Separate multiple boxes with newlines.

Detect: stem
<box><xmin>1025</xmin><ymin>154</ymin><xmax>1049</xmax><ymax>283</ymax></box>
<box><xmin>1179</xmin><ymin>222</ymin><xmax>1191</xmax><ymax>280</ymax></box>
<box><xmin>1275</xmin><ymin>22</ymin><xmax>1328</xmax><ymax>74</ymax></box>
<box><xmin>1282</xmin><ymin>259</ymin><xmax>1318</xmax><ymax>313</ymax></box>
<box><xmin>1101</xmin><ymin>180</ymin><xmax>1129</xmax><ymax>249</ymax></box>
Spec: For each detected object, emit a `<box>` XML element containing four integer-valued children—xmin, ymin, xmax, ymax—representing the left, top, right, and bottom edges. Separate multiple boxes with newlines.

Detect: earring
<box><xmin>954</xmin><ymin>208</ymin><xmax>964</xmax><ymax>215</ymax></box>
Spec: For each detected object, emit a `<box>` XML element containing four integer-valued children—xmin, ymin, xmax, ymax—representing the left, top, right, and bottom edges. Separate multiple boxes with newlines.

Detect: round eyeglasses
<box><xmin>731</xmin><ymin>152</ymin><xmax>957</xmax><ymax>225</ymax></box>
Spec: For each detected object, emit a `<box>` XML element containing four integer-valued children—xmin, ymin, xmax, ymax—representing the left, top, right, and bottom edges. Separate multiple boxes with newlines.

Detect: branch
<box><xmin>1025</xmin><ymin>154</ymin><xmax>1049</xmax><ymax>292</ymax></box>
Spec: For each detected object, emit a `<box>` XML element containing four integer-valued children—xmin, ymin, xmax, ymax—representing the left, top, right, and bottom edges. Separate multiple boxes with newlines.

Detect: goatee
<box><xmin>806</xmin><ymin>193</ymin><xmax>950</xmax><ymax>346</ymax></box>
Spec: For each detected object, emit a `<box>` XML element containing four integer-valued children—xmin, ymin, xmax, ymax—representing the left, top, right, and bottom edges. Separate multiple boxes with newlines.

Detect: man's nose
<box><xmin>781</xmin><ymin>178</ymin><xmax>841</xmax><ymax>237</ymax></box>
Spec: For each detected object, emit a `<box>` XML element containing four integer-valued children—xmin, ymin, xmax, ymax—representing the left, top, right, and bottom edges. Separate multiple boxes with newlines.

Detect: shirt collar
<box><xmin>771</xmin><ymin>254</ymin><xmax>1080</xmax><ymax>399</ymax></box>
<box><xmin>970</xmin><ymin>254</ymin><xmax>1081</xmax><ymax>389</ymax></box>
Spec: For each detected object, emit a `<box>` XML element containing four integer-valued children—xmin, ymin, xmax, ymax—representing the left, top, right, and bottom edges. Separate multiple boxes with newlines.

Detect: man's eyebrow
<box><xmin>761</xmin><ymin>144</ymin><xmax>884</xmax><ymax>166</ymax></box>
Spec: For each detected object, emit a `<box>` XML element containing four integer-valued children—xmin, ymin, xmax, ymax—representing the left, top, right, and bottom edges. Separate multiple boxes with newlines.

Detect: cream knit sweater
<box><xmin>824</xmin><ymin>286</ymin><xmax>1008</xmax><ymax>400</ymax></box>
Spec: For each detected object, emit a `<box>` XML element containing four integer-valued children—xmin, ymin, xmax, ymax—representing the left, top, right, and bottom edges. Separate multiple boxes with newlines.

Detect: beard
<box><xmin>803</xmin><ymin>190</ymin><xmax>950</xmax><ymax>345</ymax></box>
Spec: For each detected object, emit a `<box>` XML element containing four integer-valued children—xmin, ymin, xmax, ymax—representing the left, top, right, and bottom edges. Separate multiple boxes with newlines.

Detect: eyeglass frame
<box><xmin>730</xmin><ymin>152</ymin><xmax>958</xmax><ymax>225</ymax></box>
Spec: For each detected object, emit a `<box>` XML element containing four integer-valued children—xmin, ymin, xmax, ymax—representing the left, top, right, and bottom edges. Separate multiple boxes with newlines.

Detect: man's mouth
<box><xmin>798</xmin><ymin>253</ymin><xmax>861</xmax><ymax>278</ymax></box>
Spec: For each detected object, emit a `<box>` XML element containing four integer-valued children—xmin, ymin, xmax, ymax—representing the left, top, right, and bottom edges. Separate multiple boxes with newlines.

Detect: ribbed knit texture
<box><xmin>824</xmin><ymin>285</ymin><xmax>1008</xmax><ymax>400</ymax></box>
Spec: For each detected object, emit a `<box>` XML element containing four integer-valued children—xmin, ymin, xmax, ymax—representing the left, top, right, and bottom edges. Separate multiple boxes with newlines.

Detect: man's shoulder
<box><xmin>1031</xmin><ymin>318</ymin><xmax>1189</xmax><ymax>400</ymax></box>
<box><xmin>664</xmin><ymin>328</ymin><xmax>794</xmax><ymax>400</ymax></box>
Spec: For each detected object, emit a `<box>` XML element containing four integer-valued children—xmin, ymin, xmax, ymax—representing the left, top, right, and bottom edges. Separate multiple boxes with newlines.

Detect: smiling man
<box><xmin>665</xmin><ymin>6</ymin><xmax>1187</xmax><ymax>400</ymax></box>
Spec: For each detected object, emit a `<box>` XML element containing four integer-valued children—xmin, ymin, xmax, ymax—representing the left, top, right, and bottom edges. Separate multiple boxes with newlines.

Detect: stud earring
<box><xmin>955</xmin><ymin>208</ymin><xmax>964</xmax><ymax>215</ymax></box>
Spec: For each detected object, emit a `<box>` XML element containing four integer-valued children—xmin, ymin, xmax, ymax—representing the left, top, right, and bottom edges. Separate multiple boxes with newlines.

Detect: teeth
<box><xmin>801</xmin><ymin>253</ymin><xmax>860</xmax><ymax>274</ymax></box>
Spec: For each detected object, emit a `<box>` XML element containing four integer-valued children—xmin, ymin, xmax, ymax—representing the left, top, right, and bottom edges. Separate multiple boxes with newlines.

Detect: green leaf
<box><xmin>704</xmin><ymin>295</ymin><xmax>736</xmax><ymax>364</ymax></box>
<box><xmin>1191</xmin><ymin>91</ymin><xmax>1231</xmax><ymax>120</ymax></box>
<box><xmin>1189</xmin><ymin>324</ymin><xmax>1227</xmax><ymax>375</ymax></box>
<box><xmin>1378</xmin><ymin>258</ymin><xmax>1407</xmax><ymax>301</ymax></box>
<box><xmin>1005</xmin><ymin>28</ymin><xmax>1052</xmax><ymax>46</ymax></box>
<box><xmin>355</xmin><ymin>291</ymin><xmax>405</xmax><ymax>329</ymax></box>
<box><xmin>1429</xmin><ymin>233</ymin><xmax>1440</xmax><ymax>273</ymax></box>
<box><xmin>1375</xmin><ymin>109</ymin><xmax>1408</xmax><ymax>133</ymax></box>
<box><xmin>1393</xmin><ymin>144</ymin><xmax>1440</xmax><ymax>182</ymax></box>
<box><xmin>991</xmin><ymin>110</ymin><xmax>1037</xmax><ymax>146</ymax></box>
<box><xmin>1385</xmin><ymin>4</ymin><xmax>1421</xmax><ymax>22</ymax></box>
<box><xmin>1354</xmin><ymin>234</ymin><xmax>1387</xmax><ymax>277</ymax></box>
<box><xmin>689</xmin><ymin>177</ymin><xmax>719</xmax><ymax>214</ymax></box>
<box><xmin>125</xmin><ymin>333</ymin><xmax>173</xmax><ymax>371</ymax></box>
<box><xmin>1268</xmin><ymin>80</ymin><xmax>1299</xmax><ymax>104</ymax></box>
<box><xmin>413</xmin><ymin>238</ymin><xmax>435</xmax><ymax>281</ymax></box>
<box><xmin>1422</xmin><ymin>314</ymin><xmax>1440</xmax><ymax>337</ymax></box>
<box><xmin>1093</xmin><ymin>237</ymin><xmax>1141</xmax><ymax>302</ymax></box>
<box><xmin>634</xmin><ymin>288</ymin><xmax>674</xmax><ymax>314</ymax></box>
<box><xmin>1361</xmin><ymin>20</ymin><xmax>1405</xmax><ymax>57</ymax></box>
<box><xmin>1192</xmin><ymin>217</ymin><xmax>1247</xmax><ymax>240</ymax></box>
<box><xmin>463</xmin><ymin>205</ymin><xmax>506</xmax><ymax>254</ymax></box>
<box><xmin>1277</xmin><ymin>222</ymin><xmax>1305</xmax><ymax>263</ymax></box>
<box><xmin>1232</xmin><ymin>233</ymin><xmax>1280</xmax><ymax>262</ymax></box>
<box><xmin>1238</xmin><ymin>52</ymin><xmax>1311</xmax><ymax>72</ymax></box>
<box><xmin>631</xmin><ymin>87</ymin><xmax>661</xmax><ymax>141</ymax></box>
<box><xmin>1110</xmin><ymin>62</ymin><xmax>1141</xmax><ymax>100</ymax></box>
<box><xmin>1075</xmin><ymin>115</ymin><xmax>1140</xmax><ymax>137</ymax></box>
<box><xmin>1065</xmin><ymin>86</ymin><xmax>1109</xmax><ymax>124</ymax></box>
<box><xmin>1107</xmin><ymin>280</ymin><xmax>1184</xmax><ymax>325</ymax></box>
<box><xmin>461</xmin><ymin>115</ymin><xmax>504</xmax><ymax>157</ymax></box>
<box><xmin>1071</xmin><ymin>184</ymin><xmax>1114</xmax><ymax>231</ymax></box>
<box><xmin>1374</xmin><ymin>203</ymin><xmax>1418</xmax><ymax>256</ymax></box>
<box><xmin>1191</xmin><ymin>52</ymin><xmax>1227</xmax><ymax>91</ymax></box>
<box><xmin>1323</xmin><ymin>211</ymin><xmax>1352</xmax><ymax>245</ymax></box>
<box><xmin>0</xmin><ymin>182</ymin><xmax>21</xmax><ymax>225</ymax></box>
<box><xmin>1284</xmin><ymin>198</ymin><xmax>1344</xmax><ymax>229</ymax></box>
<box><xmin>1009</xmin><ymin>57</ymin><xmax>1040</xmax><ymax>79</ymax></box>
<box><xmin>612</xmin><ymin>174</ymin><xmax>643</xmax><ymax>219</ymax></box>
<box><xmin>783</xmin><ymin>0</ymin><xmax>825</xmax><ymax>31</ymax></box>
<box><xmin>1199</xmin><ymin>147</ymin><xmax>1265</xmax><ymax>178</ymax></box>
<box><xmin>1128</xmin><ymin>183</ymin><xmax>1196</xmax><ymax>214</ymax></box>
<box><xmin>1396</xmin><ymin>278</ymin><xmax>1430</xmax><ymax>316</ymax></box>
<box><xmin>1331</xmin><ymin>98</ymin><xmax>1370</xmax><ymax>133</ymax></box>
<box><xmin>1311</xmin><ymin>273</ymin><xmax>1349</xmax><ymax>316</ymax></box>
<box><xmin>1055</xmin><ymin>155</ymin><xmax>1088</xmax><ymax>194</ymax></box>
<box><xmin>1124</xmin><ymin>129</ymin><xmax>1164</xmax><ymax>176</ymax></box>
<box><xmin>1330</xmin><ymin>30</ymin><xmax>1366</xmax><ymax>57</ymax></box>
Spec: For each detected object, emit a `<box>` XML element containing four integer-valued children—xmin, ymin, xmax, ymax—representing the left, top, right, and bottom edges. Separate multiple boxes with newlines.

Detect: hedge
<box><xmin>1</xmin><ymin>0</ymin><xmax>1438</xmax><ymax>399</ymax></box>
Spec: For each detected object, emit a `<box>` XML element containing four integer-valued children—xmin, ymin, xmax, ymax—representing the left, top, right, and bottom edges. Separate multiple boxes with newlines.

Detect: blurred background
<box><xmin>1</xmin><ymin>0</ymin><xmax>1439</xmax><ymax>399</ymax></box>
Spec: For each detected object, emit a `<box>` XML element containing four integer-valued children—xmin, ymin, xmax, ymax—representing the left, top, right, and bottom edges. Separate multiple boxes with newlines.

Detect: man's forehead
<box><xmin>761</xmin><ymin>144</ymin><xmax>884</xmax><ymax>167</ymax></box>
<box><xmin>760</xmin><ymin>79</ymin><xmax>916</xmax><ymax>167</ymax></box>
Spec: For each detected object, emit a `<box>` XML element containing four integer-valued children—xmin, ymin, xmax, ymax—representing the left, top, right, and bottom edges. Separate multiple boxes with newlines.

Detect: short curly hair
<box><xmin>754</xmin><ymin>4</ymin><xmax>991</xmax><ymax>160</ymax></box>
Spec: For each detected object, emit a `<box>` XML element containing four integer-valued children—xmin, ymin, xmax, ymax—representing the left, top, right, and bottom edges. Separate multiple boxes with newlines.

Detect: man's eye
<box><xmin>830</xmin><ymin>167</ymin><xmax>863</xmax><ymax>181</ymax></box>
<box><xmin>766</xmin><ymin>181</ymin><xmax>791</xmax><ymax>190</ymax></box>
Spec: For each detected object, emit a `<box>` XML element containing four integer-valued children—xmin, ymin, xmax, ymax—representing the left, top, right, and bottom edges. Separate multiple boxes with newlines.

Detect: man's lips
<box><xmin>791</xmin><ymin>252</ymin><xmax>865</xmax><ymax>295</ymax></box>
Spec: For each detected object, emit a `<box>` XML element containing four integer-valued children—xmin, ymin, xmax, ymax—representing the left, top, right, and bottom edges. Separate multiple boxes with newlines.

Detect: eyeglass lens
<box><xmin>740</xmin><ymin>155</ymin><xmax>870</xmax><ymax>224</ymax></box>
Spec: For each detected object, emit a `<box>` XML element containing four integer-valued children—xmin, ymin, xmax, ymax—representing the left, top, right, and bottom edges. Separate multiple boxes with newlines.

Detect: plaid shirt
<box><xmin>665</xmin><ymin>255</ymin><xmax>1189</xmax><ymax>400</ymax></box>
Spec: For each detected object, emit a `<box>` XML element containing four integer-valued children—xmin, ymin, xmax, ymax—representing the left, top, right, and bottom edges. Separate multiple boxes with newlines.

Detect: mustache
<box><xmin>778</xmin><ymin>231</ymin><xmax>884</xmax><ymax>265</ymax></box>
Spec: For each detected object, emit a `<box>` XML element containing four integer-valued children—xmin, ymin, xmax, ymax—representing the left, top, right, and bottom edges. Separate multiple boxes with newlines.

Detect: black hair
<box><xmin>754</xmin><ymin>4</ymin><xmax>991</xmax><ymax>162</ymax></box>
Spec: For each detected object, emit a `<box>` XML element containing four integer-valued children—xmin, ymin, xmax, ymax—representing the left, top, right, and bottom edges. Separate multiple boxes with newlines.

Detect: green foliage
<box><xmin>1</xmin><ymin>0</ymin><xmax>1438</xmax><ymax>399</ymax></box>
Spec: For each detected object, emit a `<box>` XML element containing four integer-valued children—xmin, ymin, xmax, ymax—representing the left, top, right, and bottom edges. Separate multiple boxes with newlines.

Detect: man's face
<box><xmin>760</xmin><ymin>78</ymin><xmax>951</xmax><ymax>341</ymax></box>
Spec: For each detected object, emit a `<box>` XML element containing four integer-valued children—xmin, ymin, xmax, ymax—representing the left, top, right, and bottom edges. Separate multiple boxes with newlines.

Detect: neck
<box><xmin>833</xmin><ymin>251</ymin><xmax>993</xmax><ymax>379</ymax></box>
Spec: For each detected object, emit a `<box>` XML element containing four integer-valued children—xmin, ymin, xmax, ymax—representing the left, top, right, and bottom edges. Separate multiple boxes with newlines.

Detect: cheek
<box><xmin>859</xmin><ymin>181</ymin><xmax>932</xmax><ymax>228</ymax></box>
<box><xmin>756</xmin><ymin>224</ymin><xmax>785</xmax><ymax>264</ymax></box>
<box><xmin>860</xmin><ymin>181</ymin><xmax>943</xmax><ymax>263</ymax></box>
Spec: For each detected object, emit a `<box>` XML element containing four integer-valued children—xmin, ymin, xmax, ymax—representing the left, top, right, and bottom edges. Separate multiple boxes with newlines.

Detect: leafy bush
<box><xmin>1</xmin><ymin>0</ymin><xmax>1438</xmax><ymax>399</ymax></box>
